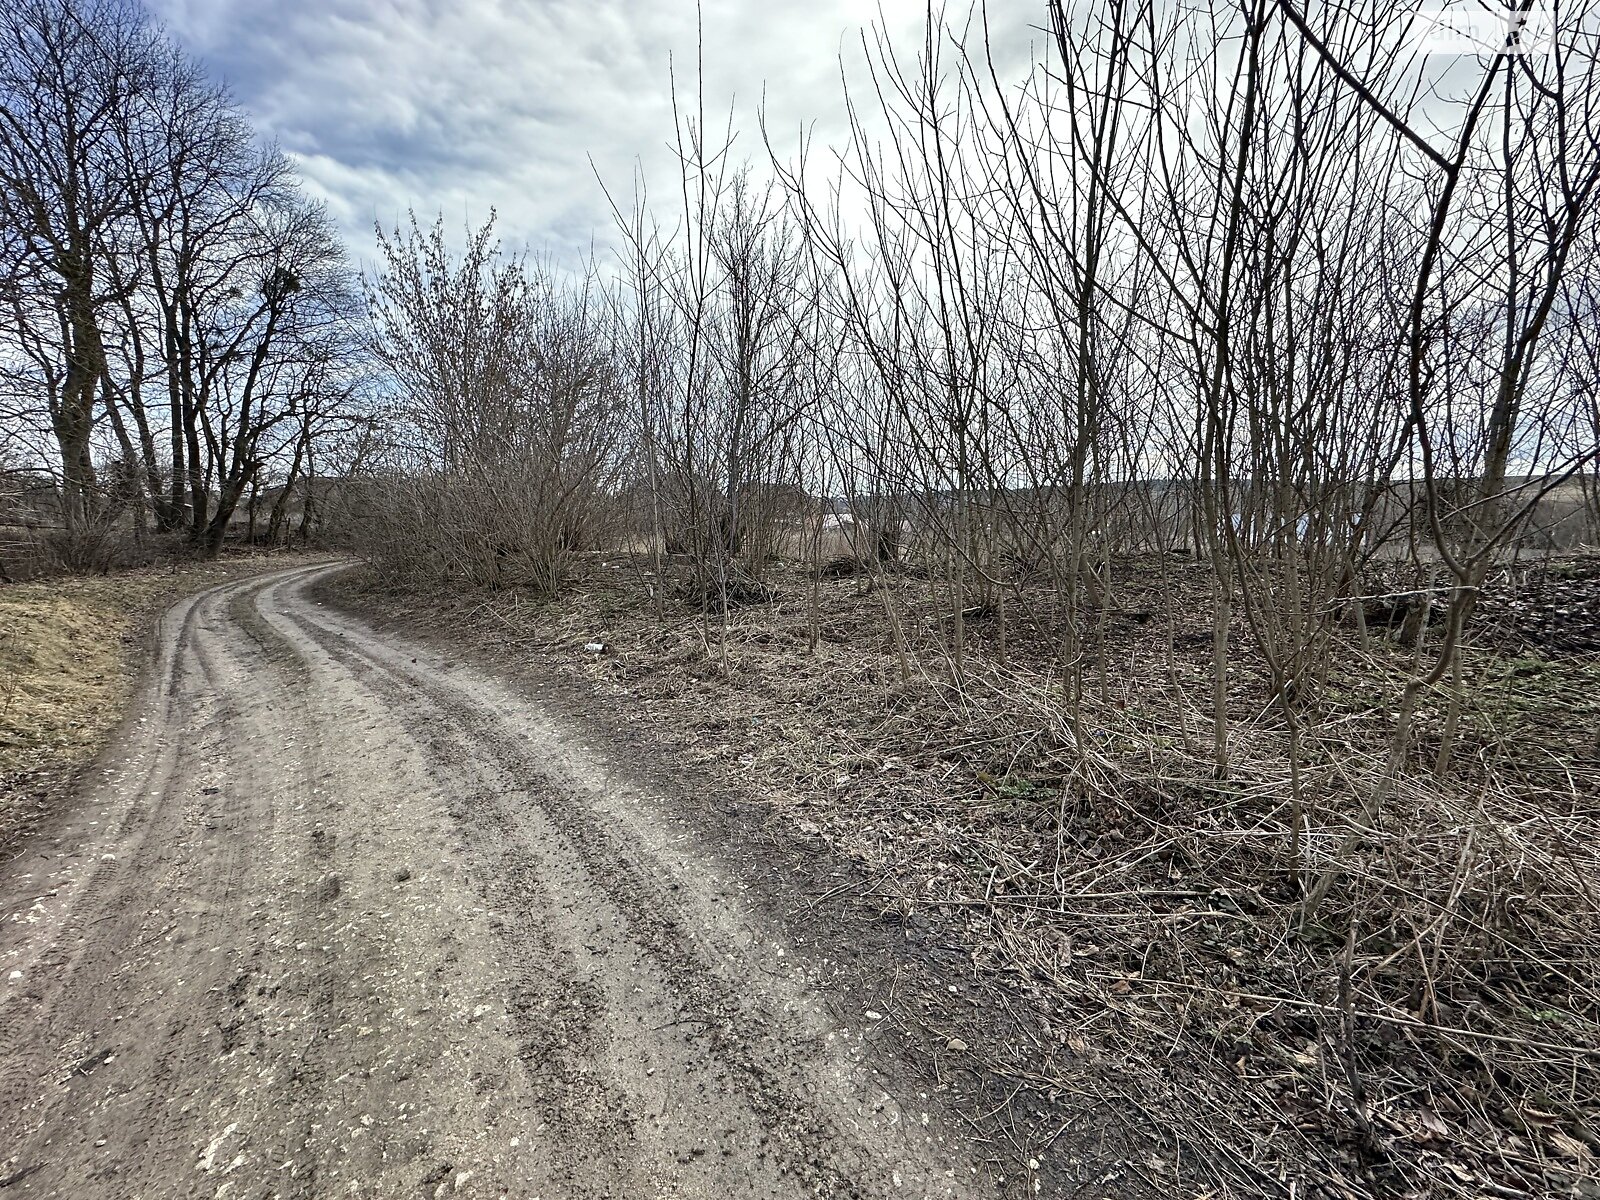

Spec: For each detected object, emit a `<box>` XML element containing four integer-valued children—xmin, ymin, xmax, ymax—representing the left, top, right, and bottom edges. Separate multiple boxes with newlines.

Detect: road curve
<box><xmin>0</xmin><ymin>564</ymin><xmax>996</xmax><ymax>1199</ymax></box>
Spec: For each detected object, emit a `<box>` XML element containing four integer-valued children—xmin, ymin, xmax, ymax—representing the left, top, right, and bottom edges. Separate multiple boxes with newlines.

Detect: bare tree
<box><xmin>363</xmin><ymin>213</ymin><xmax>624</xmax><ymax>593</ymax></box>
<box><xmin>0</xmin><ymin>0</ymin><xmax>154</xmax><ymax>559</ymax></box>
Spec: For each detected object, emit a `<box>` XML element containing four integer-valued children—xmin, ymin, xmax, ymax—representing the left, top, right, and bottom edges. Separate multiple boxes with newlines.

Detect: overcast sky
<box><xmin>145</xmin><ymin>0</ymin><xmax>1046</xmax><ymax>272</ymax></box>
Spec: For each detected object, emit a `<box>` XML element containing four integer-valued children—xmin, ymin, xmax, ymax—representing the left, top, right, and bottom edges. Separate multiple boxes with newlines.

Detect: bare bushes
<box><xmin>609</xmin><ymin>135</ymin><xmax>818</xmax><ymax>612</ymax></box>
<box><xmin>356</xmin><ymin>215</ymin><xmax>624</xmax><ymax>593</ymax></box>
<box><xmin>572</xmin><ymin>5</ymin><xmax>1599</xmax><ymax>1187</ymax></box>
<box><xmin>354</xmin><ymin>467</ymin><xmax>618</xmax><ymax>593</ymax></box>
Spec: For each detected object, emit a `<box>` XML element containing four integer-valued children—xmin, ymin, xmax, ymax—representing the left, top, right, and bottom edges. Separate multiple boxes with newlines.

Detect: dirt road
<box><xmin>0</xmin><ymin>564</ymin><xmax>999</xmax><ymax>1199</ymax></box>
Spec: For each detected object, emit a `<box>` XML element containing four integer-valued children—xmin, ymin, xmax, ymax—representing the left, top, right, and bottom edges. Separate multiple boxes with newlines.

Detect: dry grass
<box><xmin>1</xmin><ymin>577</ymin><xmax>146</xmax><ymax>776</ymax></box>
<box><xmin>341</xmin><ymin>549</ymin><xmax>1600</xmax><ymax>1200</ymax></box>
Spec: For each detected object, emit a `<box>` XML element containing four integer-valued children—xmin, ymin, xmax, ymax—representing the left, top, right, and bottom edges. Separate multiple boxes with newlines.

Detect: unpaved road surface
<box><xmin>0</xmin><ymin>565</ymin><xmax>998</xmax><ymax>1199</ymax></box>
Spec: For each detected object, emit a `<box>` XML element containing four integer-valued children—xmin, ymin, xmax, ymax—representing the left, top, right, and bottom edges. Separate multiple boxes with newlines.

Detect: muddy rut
<box><xmin>0</xmin><ymin>564</ymin><xmax>998</xmax><ymax>1199</ymax></box>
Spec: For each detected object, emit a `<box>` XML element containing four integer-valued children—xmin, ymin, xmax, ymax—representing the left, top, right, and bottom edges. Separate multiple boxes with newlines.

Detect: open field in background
<box><xmin>329</xmin><ymin>549</ymin><xmax>1600</xmax><ymax>1200</ymax></box>
<box><xmin>0</xmin><ymin>551</ymin><xmax>331</xmax><ymax>850</ymax></box>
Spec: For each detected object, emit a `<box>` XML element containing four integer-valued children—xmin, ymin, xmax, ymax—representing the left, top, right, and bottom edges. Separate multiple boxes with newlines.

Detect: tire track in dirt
<box><xmin>0</xmin><ymin>574</ymin><xmax>322</xmax><ymax>1195</ymax></box>
<box><xmin>265</xmin><ymin>588</ymin><xmax>850</xmax><ymax>1196</ymax></box>
<box><xmin>261</xmin><ymin>568</ymin><xmax>991</xmax><ymax>1199</ymax></box>
<box><xmin>0</xmin><ymin>564</ymin><xmax>999</xmax><ymax>1199</ymax></box>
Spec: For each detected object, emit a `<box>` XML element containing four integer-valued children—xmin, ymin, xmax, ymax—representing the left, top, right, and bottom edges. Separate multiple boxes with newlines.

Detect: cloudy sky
<box><xmin>146</xmin><ymin>0</ymin><xmax>1046</xmax><ymax>271</ymax></box>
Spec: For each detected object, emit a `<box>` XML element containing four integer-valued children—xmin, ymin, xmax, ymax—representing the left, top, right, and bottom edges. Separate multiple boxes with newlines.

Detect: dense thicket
<box><xmin>360</xmin><ymin>214</ymin><xmax>626</xmax><ymax>593</ymax></box>
<box><xmin>367</xmin><ymin>0</ymin><xmax>1599</xmax><ymax>678</ymax></box>
<box><xmin>0</xmin><ymin>0</ymin><xmax>367</xmax><ymax>572</ymax></box>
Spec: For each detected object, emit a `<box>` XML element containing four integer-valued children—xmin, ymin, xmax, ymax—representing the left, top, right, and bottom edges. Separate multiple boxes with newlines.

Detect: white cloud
<box><xmin>146</xmin><ymin>0</ymin><xmax>1046</xmax><ymax>269</ymax></box>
